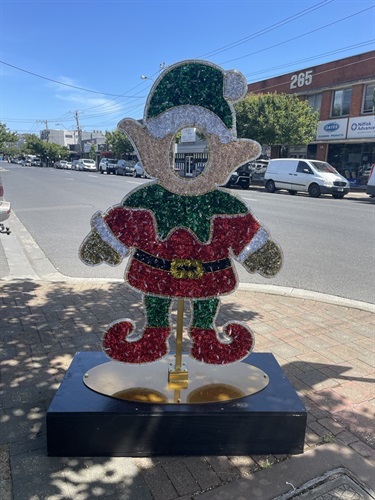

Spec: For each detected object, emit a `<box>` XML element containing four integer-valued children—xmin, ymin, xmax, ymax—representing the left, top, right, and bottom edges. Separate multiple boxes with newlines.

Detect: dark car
<box><xmin>99</xmin><ymin>158</ymin><xmax>117</xmax><ymax>174</ymax></box>
<box><xmin>31</xmin><ymin>158</ymin><xmax>42</xmax><ymax>167</ymax></box>
<box><xmin>115</xmin><ymin>160</ymin><xmax>135</xmax><ymax>176</ymax></box>
<box><xmin>223</xmin><ymin>165</ymin><xmax>252</xmax><ymax>189</ymax></box>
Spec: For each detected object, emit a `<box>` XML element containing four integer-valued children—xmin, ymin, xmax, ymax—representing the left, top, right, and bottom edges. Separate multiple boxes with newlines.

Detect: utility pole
<box><xmin>74</xmin><ymin>111</ymin><xmax>82</xmax><ymax>154</ymax></box>
<box><xmin>38</xmin><ymin>120</ymin><xmax>49</xmax><ymax>142</ymax></box>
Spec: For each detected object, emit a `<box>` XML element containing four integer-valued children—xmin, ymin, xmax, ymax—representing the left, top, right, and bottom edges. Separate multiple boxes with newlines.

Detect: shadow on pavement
<box><xmin>0</xmin><ymin>279</ymin><xmax>374</xmax><ymax>499</ymax></box>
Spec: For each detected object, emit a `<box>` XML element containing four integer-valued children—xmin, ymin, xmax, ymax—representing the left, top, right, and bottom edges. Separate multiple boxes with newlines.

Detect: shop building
<box><xmin>246</xmin><ymin>50</ymin><xmax>375</xmax><ymax>186</ymax></box>
<box><xmin>174</xmin><ymin>128</ymin><xmax>208</xmax><ymax>178</ymax></box>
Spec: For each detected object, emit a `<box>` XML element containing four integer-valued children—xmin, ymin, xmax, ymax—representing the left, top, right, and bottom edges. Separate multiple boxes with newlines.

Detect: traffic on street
<box><xmin>0</xmin><ymin>161</ymin><xmax>374</xmax><ymax>304</ymax></box>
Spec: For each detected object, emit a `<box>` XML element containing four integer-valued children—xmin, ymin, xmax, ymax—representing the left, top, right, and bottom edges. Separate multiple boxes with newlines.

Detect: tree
<box><xmin>105</xmin><ymin>129</ymin><xmax>134</xmax><ymax>158</ymax></box>
<box><xmin>235</xmin><ymin>93</ymin><xmax>319</xmax><ymax>147</ymax></box>
<box><xmin>24</xmin><ymin>134</ymin><xmax>70</xmax><ymax>164</ymax></box>
<box><xmin>24</xmin><ymin>134</ymin><xmax>48</xmax><ymax>156</ymax></box>
<box><xmin>0</xmin><ymin>122</ymin><xmax>18</xmax><ymax>153</ymax></box>
<box><xmin>89</xmin><ymin>144</ymin><xmax>96</xmax><ymax>159</ymax></box>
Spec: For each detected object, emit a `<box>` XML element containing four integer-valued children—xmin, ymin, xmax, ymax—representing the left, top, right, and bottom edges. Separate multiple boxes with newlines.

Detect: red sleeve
<box><xmin>104</xmin><ymin>206</ymin><xmax>156</xmax><ymax>248</ymax></box>
<box><xmin>213</xmin><ymin>212</ymin><xmax>261</xmax><ymax>257</ymax></box>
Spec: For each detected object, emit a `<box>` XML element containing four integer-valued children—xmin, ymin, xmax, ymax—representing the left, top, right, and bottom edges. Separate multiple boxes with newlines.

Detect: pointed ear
<box><xmin>209</xmin><ymin>136</ymin><xmax>261</xmax><ymax>185</ymax></box>
<box><xmin>117</xmin><ymin>119</ymin><xmax>172</xmax><ymax>178</ymax></box>
<box><xmin>117</xmin><ymin>118</ymin><xmax>153</xmax><ymax>151</ymax></box>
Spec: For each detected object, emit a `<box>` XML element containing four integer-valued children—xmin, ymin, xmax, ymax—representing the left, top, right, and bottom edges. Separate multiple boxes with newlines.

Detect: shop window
<box><xmin>307</xmin><ymin>93</ymin><xmax>322</xmax><ymax>113</ymax></box>
<box><xmin>332</xmin><ymin>88</ymin><xmax>352</xmax><ymax>117</ymax></box>
<box><xmin>363</xmin><ymin>83</ymin><xmax>375</xmax><ymax>114</ymax></box>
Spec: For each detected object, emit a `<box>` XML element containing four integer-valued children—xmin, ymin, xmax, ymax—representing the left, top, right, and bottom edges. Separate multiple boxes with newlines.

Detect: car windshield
<box><xmin>310</xmin><ymin>161</ymin><xmax>338</xmax><ymax>174</ymax></box>
<box><xmin>83</xmin><ymin>160</ymin><xmax>95</xmax><ymax>164</ymax></box>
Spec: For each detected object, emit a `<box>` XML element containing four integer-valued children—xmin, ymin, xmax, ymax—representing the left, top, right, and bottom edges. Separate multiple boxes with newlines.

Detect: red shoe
<box><xmin>103</xmin><ymin>321</ymin><xmax>170</xmax><ymax>364</ymax></box>
<box><xmin>189</xmin><ymin>323</ymin><xmax>254</xmax><ymax>364</ymax></box>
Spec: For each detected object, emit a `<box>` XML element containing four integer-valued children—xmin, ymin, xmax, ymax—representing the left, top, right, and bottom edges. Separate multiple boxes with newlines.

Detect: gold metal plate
<box><xmin>83</xmin><ymin>355</ymin><xmax>269</xmax><ymax>404</ymax></box>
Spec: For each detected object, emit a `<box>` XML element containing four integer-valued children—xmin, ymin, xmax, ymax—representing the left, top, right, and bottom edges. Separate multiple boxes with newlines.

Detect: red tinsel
<box><xmin>190</xmin><ymin>323</ymin><xmax>254</xmax><ymax>364</ymax></box>
<box><xmin>103</xmin><ymin>321</ymin><xmax>170</xmax><ymax>364</ymax></box>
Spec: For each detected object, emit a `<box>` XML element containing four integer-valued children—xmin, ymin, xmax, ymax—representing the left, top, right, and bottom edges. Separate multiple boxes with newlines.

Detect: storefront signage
<box><xmin>290</xmin><ymin>70</ymin><xmax>313</xmax><ymax>89</ymax></box>
<box><xmin>347</xmin><ymin>116</ymin><xmax>375</xmax><ymax>139</ymax></box>
<box><xmin>181</xmin><ymin>128</ymin><xmax>196</xmax><ymax>143</ymax></box>
<box><xmin>316</xmin><ymin>119</ymin><xmax>347</xmax><ymax>140</ymax></box>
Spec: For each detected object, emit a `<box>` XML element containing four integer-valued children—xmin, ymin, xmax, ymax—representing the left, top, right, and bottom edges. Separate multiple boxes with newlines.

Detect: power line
<box><xmin>219</xmin><ymin>5</ymin><xmax>375</xmax><ymax>65</ymax></box>
<box><xmin>2</xmin><ymin>5</ymin><xmax>374</xmax><ymax>131</ymax></box>
<box><xmin>196</xmin><ymin>0</ymin><xmax>333</xmax><ymax>60</ymax></box>
<box><xmin>0</xmin><ymin>60</ymin><xmax>146</xmax><ymax>98</ymax></box>
<box><xmin>245</xmin><ymin>40</ymin><xmax>375</xmax><ymax>80</ymax></box>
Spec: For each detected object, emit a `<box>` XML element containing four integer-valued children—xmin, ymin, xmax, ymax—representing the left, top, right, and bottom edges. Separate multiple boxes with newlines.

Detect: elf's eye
<box><xmin>170</xmin><ymin>127</ymin><xmax>209</xmax><ymax>180</ymax></box>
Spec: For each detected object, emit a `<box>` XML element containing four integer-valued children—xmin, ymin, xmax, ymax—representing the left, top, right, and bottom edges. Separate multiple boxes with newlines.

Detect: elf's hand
<box><xmin>79</xmin><ymin>230</ymin><xmax>123</xmax><ymax>266</ymax></box>
<box><xmin>242</xmin><ymin>240</ymin><xmax>282</xmax><ymax>277</ymax></box>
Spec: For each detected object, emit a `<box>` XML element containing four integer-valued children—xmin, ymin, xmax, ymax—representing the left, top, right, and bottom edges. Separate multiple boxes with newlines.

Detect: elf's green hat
<box><xmin>144</xmin><ymin>60</ymin><xmax>248</xmax><ymax>143</ymax></box>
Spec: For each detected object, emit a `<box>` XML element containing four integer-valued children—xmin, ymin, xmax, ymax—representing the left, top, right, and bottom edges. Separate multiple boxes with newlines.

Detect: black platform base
<box><xmin>46</xmin><ymin>352</ymin><xmax>306</xmax><ymax>457</ymax></box>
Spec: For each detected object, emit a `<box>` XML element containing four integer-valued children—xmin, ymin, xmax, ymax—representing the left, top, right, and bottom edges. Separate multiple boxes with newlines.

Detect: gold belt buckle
<box><xmin>170</xmin><ymin>258</ymin><xmax>204</xmax><ymax>279</ymax></box>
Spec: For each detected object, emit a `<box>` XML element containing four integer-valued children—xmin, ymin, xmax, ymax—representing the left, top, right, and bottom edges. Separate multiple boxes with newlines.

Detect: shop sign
<box><xmin>347</xmin><ymin>116</ymin><xmax>375</xmax><ymax>139</ymax></box>
<box><xmin>181</xmin><ymin>128</ymin><xmax>196</xmax><ymax>143</ymax></box>
<box><xmin>288</xmin><ymin>145</ymin><xmax>307</xmax><ymax>155</ymax></box>
<box><xmin>316</xmin><ymin>119</ymin><xmax>347</xmax><ymax>140</ymax></box>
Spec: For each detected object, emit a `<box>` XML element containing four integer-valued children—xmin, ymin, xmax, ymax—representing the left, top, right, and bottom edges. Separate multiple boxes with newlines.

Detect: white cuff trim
<box><xmin>92</xmin><ymin>212</ymin><xmax>129</xmax><ymax>258</ymax></box>
<box><xmin>237</xmin><ymin>228</ymin><xmax>268</xmax><ymax>263</ymax></box>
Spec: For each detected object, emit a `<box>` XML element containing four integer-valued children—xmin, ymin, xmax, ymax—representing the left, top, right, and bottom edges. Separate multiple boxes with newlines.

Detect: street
<box><xmin>0</xmin><ymin>162</ymin><xmax>374</xmax><ymax>304</ymax></box>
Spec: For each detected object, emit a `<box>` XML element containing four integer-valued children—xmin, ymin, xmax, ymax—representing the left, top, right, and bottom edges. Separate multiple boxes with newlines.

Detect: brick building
<box><xmin>247</xmin><ymin>50</ymin><xmax>375</xmax><ymax>185</ymax></box>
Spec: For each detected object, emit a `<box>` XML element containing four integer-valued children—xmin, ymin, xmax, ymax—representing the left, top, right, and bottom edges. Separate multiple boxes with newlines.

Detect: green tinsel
<box><xmin>147</xmin><ymin>63</ymin><xmax>233</xmax><ymax>129</ymax></box>
<box><xmin>123</xmin><ymin>184</ymin><xmax>247</xmax><ymax>242</ymax></box>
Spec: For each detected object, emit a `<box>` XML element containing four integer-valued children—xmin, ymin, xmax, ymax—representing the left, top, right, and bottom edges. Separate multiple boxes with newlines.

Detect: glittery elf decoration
<box><xmin>79</xmin><ymin>60</ymin><xmax>282</xmax><ymax>365</ymax></box>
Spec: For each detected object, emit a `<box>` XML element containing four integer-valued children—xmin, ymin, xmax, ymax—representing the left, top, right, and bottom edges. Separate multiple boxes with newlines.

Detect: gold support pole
<box><xmin>168</xmin><ymin>299</ymin><xmax>188</xmax><ymax>389</ymax></box>
<box><xmin>175</xmin><ymin>299</ymin><xmax>184</xmax><ymax>370</ymax></box>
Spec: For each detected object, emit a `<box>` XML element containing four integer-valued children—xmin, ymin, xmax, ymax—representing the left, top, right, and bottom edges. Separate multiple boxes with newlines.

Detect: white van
<box><xmin>264</xmin><ymin>159</ymin><xmax>350</xmax><ymax>198</ymax></box>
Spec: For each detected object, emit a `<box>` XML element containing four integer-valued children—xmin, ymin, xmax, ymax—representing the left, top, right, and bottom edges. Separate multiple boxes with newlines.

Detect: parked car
<box><xmin>222</xmin><ymin>165</ymin><xmax>252</xmax><ymax>189</ymax></box>
<box><xmin>58</xmin><ymin>160</ymin><xmax>72</xmax><ymax>169</ymax></box>
<box><xmin>366</xmin><ymin>165</ymin><xmax>375</xmax><ymax>197</ymax></box>
<box><xmin>77</xmin><ymin>159</ymin><xmax>97</xmax><ymax>171</ymax></box>
<box><xmin>264</xmin><ymin>159</ymin><xmax>350</xmax><ymax>198</ymax></box>
<box><xmin>248</xmin><ymin>160</ymin><xmax>269</xmax><ymax>181</ymax></box>
<box><xmin>99</xmin><ymin>158</ymin><xmax>117</xmax><ymax>174</ymax></box>
<box><xmin>31</xmin><ymin>158</ymin><xmax>42</xmax><ymax>167</ymax></box>
<box><xmin>115</xmin><ymin>160</ymin><xmax>135</xmax><ymax>176</ymax></box>
<box><xmin>0</xmin><ymin>175</ymin><xmax>11</xmax><ymax>224</ymax></box>
<box><xmin>71</xmin><ymin>160</ymin><xmax>81</xmax><ymax>171</ymax></box>
<box><xmin>133</xmin><ymin>162</ymin><xmax>146</xmax><ymax>178</ymax></box>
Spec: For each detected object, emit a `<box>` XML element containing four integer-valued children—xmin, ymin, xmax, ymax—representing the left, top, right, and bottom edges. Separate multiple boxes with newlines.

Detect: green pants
<box><xmin>145</xmin><ymin>296</ymin><xmax>219</xmax><ymax>329</ymax></box>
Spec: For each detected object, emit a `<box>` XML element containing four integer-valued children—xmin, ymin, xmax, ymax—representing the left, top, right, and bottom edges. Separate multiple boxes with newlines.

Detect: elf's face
<box><xmin>118</xmin><ymin>118</ymin><xmax>260</xmax><ymax>196</ymax></box>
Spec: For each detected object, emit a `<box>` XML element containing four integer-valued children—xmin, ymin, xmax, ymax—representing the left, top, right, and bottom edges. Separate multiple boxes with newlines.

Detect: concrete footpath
<box><xmin>0</xmin><ymin>277</ymin><xmax>374</xmax><ymax>500</ymax></box>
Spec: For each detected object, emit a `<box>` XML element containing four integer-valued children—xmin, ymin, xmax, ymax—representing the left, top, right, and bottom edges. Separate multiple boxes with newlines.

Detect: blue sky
<box><xmin>1</xmin><ymin>0</ymin><xmax>374</xmax><ymax>135</ymax></box>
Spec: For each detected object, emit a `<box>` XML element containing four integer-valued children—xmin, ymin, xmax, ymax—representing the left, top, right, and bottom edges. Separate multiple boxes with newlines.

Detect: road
<box><xmin>1</xmin><ymin>162</ymin><xmax>374</xmax><ymax>304</ymax></box>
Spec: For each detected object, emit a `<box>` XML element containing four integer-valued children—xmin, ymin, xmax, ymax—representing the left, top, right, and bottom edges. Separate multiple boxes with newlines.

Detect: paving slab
<box><xmin>199</xmin><ymin>443</ymin><xmax>375</xmax><ymax>499</ymax></box>
<box><xmin>0</xmin><ymin>279</ymin><xmax>374</xmax><ymax>499</ymax></box>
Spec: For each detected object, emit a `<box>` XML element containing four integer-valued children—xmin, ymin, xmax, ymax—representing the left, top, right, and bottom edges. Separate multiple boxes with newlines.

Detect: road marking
<box><xmin>240</xmin><ymin>196</ymin><xmax>257</xmax><ymax>201</ymax></box>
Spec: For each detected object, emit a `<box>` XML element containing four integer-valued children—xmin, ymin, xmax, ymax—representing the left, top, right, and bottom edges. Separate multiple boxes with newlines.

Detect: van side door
<box><xmin>291</xmin><ymin>161</ymin><xmax>314</xmax><ymax>192</ymax></box>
